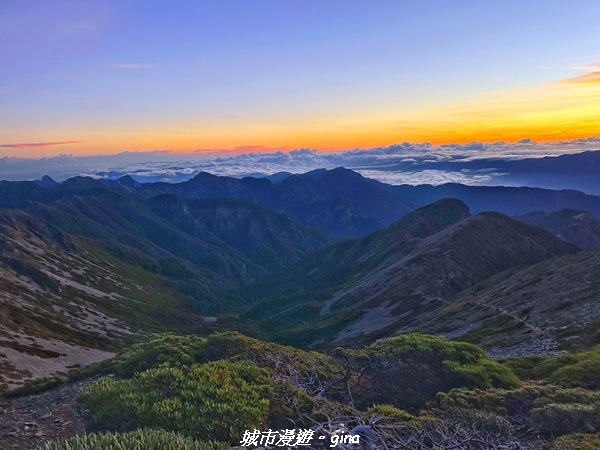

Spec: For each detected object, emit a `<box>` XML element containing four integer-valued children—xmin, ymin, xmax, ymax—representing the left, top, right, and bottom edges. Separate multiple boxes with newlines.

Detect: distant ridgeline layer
<box><xmin>5</xmin><ymin>167</ymin><xmax>600</xmax><ymax>239</ymax></box>
<box><xmin>0</xmin><ymin>168</ymin><xmax>599</xmax><ymax>389</ymax></box>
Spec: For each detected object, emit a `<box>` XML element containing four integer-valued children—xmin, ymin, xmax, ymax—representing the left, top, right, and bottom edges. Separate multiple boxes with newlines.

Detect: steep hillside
<box><xmin>244</xmin><ymin>199</ymin><xmax>578</xmax><ymax>349</ymax></box>
<box><xmin>1</xmin><ymin>181</ymin><xmax>334</xmax><ymax>285</ymax></box>
<box><xmin>515</xmin><ymin>209</ymin><xmax>600</xmax><ymax>249</ymax></box>
<box><xmin>450</xmin><ymin>247</ymin><xmax>600</xmax><ymax>351</ymax></box>
<box><xmin>31</xmin><ymin>192</ymin><xmax>266</xmax><ymax>287</ymax></box>
<box><xmin>0</xmin><ymin>188</ymin><xmax>332</xmax><ymax>390</ymax></box>
<box><xmin>0</xmin><ymin>209</ymin><xmax>211</xmax><ymax>391</ymax></box>
<box><xmin>148</xmin><ymin>195</ymin><xmax>333</xmax><ymax>272</ymax></box>
<box><xmin>243</xmin><ymin>199</ymin><xmax>470</xmax><ymax>319</ymax></box>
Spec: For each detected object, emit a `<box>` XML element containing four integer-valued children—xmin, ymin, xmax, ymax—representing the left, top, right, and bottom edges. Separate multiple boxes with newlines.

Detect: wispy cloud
<box><xmin>0</xmin><ymin>141</ymin><xmax>83</xmax><ymax>149</ymax></box>
<box><xmin>561</xmin><ymin>68</ymin><xmax>600</xmax><ymax>85</ymax></box>
<box><xmin>111</xmin><ymin>63</ymin><xmax>161</xmax><ymax>69</ymax></box>
<box><xmin>569</xmin><ymin>63</ymin><xmax>600</xmax><ymax>71</ymax></box>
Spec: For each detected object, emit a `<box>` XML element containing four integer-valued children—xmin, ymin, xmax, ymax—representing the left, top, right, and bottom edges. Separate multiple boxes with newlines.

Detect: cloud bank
<box><xmin>0</xmin><ymin>138</ymin><xmax>599</xmax><ymax>189</ymax></box>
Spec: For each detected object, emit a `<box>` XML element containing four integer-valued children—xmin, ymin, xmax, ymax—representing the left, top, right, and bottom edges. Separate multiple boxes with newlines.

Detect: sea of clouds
<box><xmin>1</xmin><ymin>138</ymin><xmax>599</xmax><ymax>186</ymax></box>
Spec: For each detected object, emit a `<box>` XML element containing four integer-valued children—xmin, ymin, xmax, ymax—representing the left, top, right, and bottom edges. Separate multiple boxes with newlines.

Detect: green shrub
<box><xmin>535</xmin><ymin>354</ymin><xmax>583</xmax><ymax>379</ymax></box>
<box><xmin>102</xmin><ymin>332</ymin><xmax>342</xmax><ymax>389</ymax></box>
<box><xmin>264</xmin><ymin>378</ymin><xmax>316</xmax><ymax>428</ymax></box>
<box><xmin>504</xmin><ymin>345</ymin><xmax>600</xmax><ymax>388</ymax></box>
<box><xmin>552</xmin><ymin>433</ymin><xmax>600</xmax><ymax>450</ymax></box>
<box><xmin>201</xmin><ymin>332</ymin><xmax>342</xmax><ymax>385</ymax></box>
<box><xmin>366</xmin><ymin>404</ymin><xmax>416</xmax><ymax>422</ymax></box>
<box><xmin>363</xmin><ymin>403</ymin><xmax>438</xmax><ymax>429</ymax></box>
<box><xmin>533</xmin><ymin>402</ymin><xmax>600</xmax><ymax>436</ymax></box>
<box><xmin>102</xmin><ymin>334</ymin><xmax>207</xmax><ymax>377</ymax></box>
<box><xmin>335</xmin><ymin>333</ymin><xmax>520</xmax><ymax>412</ymax></box>
<box><xmin>438</xmin><ymin>385</ymin><xmax>543</xmax><ymax>423</ymax></box>
<box><xmin>438</xmin><ymin>385</ymin><xmax>600</xmax><ymax>437</ymax></box>
<box><xmin>500</xmin><ymin>355</ymin><xmax>548</xmax><ymax>380</ymax></box>
<box><xmin>81</xmin><ymin>361</ymin><xmax>271</xmax><ymax>443</ymax></box>
<box><xmin>547</xmin><ymin>354</ymin><xmax>600</xmax><ymax>389</ymax></box>
<box><xmin>533</xmin><ymin>387</ymin><xmax>600</xmax><ymax>407</ymax></box>
<box><xmin>35</xmin><ymin>429</ymin><xmax>228</xmax><ymax>450</ymax></box>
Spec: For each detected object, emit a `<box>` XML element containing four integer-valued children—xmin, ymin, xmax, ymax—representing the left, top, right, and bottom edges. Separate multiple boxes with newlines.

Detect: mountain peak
<box><xmin>266</xmin><ymin>172</ymin><xmax>293</xmax><ymax>183</ymax></box>
<box><xmin>36</xmin><ymin>175</ymin><xmax>59</xmax><ymax>188</ymax></box>
<box><xmin>420</xmin><ymin>198</ymin><xmax>470</xmax><ymax>214</ymax></box>
<box><xmin>60</xmin><ymin>176</ymin><xmax>103</xmax><ymax>190</ymax></box>
<box><xmin>117</xmin><ymin>175</ymin><xmax>139</xmax><ymax>187</ymax></box>
<box><xmin>387</xmin><ymin>198</ymin><xmax>471</xmax><ymax>239</ymax></box>
<box><xmin>189</xmin><ymin>171</ymin><xmax>219</xmax><ymax>182</ymax></box>
<box><xmin>302</xmin><ymin>167</ymin><xmax>362</xmax><ymax>181</ymax></box>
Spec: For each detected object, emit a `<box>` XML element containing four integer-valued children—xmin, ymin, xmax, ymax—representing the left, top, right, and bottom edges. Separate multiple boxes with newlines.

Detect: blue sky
<box><xmin>1</xmin><ymin>0</ymin><xmax>600</xmax><ymax>157</ymax></box>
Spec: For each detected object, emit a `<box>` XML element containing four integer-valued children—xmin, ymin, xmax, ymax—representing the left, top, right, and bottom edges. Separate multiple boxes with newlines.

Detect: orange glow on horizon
<box><xmin>4</xmin><ymin>67</ymin><xmax>600</xmax><ymax>158</ymax></box>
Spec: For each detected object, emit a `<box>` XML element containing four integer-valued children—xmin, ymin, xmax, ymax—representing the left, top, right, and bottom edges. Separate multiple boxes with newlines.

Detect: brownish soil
<box><xmin>0</xmin><ymin>378</ymin><xmax>98</xmax><ymax>450</ymax></box>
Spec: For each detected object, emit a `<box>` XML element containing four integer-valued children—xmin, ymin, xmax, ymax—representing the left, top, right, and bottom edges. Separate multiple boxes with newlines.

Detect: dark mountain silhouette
<box><xmin>0</xmin><ymin>180</ymin><xmax>54</xmax><ymax>208</ymax></box>
<box><xmin>12</xmin><ymin>168</ymin><xmax>600</xmax><ymax>241</ymax></box>
<box><xmin>93</xmin><ymin>167</ymin><xmax>600</xmax><ymax>239</ymax></box>
<box><xmin>157</xmin><ymin>168</ymin><xmax>415</xmax><ymax>239</ymax></box>
<box><xmin>34</xmin><ymin>175</ymin><xmax>59</xmax><ymax>189</ymax></box>
<box><xmin>266</xmin><ymin>171</ymin><xmax>293</xmax><ymax>183</ymax></box>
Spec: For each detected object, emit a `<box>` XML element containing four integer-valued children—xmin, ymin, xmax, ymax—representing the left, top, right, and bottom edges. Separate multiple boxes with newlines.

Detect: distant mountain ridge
<box><xmin>154</xmin><ymin>168</ymin><xmax>600</xmax><ymax>236</ymax></box>
<box><xmin>389</xmin><ymin>183</ymin><xmax>600</xmax><ymax>217</ymax></box>
<box><xmin>515</xmin><ymin>209</ymin><xmax>600</xmax><ymax>249</ymax></box>
<box><xmin>7</xmin><ymin>167</ymin><xmax>600</xmax><ymax>240</ymax></box>
<box><xmin>159</xmin><ymin>168</ymin><xmax>414</xmax><ymax>239</ymax></box>
<box><xmin>412</xmin><ymin>150</ymin><xmax>600</xmax><ymax>194</ymax></box>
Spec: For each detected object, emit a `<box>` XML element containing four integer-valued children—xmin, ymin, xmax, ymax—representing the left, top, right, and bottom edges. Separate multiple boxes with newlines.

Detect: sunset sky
<box><xmin>1</xmin><ymin>0</ymin><xmax>600</xmax><ymax>158</ymax></box>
